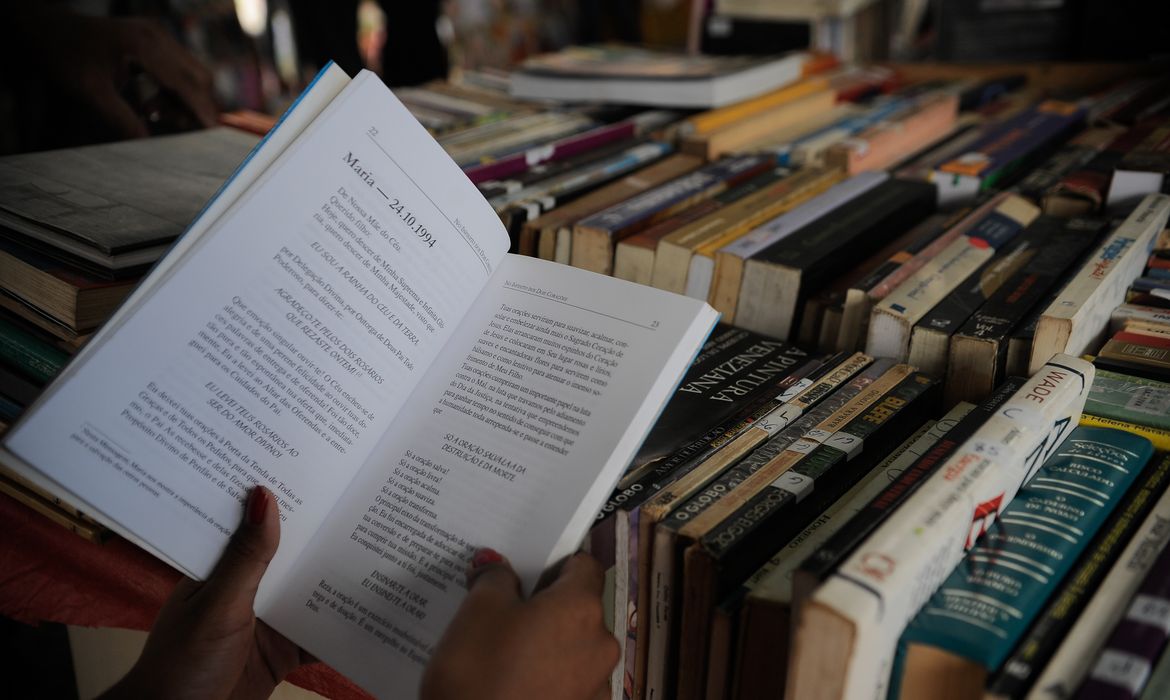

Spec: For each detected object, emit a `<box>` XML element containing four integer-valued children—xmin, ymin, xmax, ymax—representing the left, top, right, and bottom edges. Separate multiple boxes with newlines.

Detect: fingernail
<box><xmin>472</xmin><ymin>548</ymin><xmax>503</xmax><ymax>569</ymax></box>
<box><xmin>247</xmin><ymin>487</ymin><xmax>268</xmax><ymax>525</ymax></box>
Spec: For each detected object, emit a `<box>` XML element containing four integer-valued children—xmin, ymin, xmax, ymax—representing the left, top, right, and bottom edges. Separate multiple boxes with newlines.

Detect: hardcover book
<box><xmin>0</xmin><ymin>66</ymin><xmax>721</xmax><ymax>698</ymax></box>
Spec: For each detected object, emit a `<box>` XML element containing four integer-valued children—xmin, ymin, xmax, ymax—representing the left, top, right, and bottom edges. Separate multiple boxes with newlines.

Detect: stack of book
<box><xmin>5</xmin><ymin>45</ymin><xmax>1170</xmax><ymax>700</ymax></box>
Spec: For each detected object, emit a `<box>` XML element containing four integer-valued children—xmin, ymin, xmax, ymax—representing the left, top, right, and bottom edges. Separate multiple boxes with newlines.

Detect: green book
<box><xmin>892</xmin><ymin>426</ymin><xmax>1155</xmax><ymax>700</ymax></box>
<box><xmin>0</xmin><ymin>316</ymin><xmax>69</xmax><ymax>385</ymax></box>
<box><xmin>1085</xmin><ymin>368</ymin><xmax>1170</xmax><ymax>432</ymax></box>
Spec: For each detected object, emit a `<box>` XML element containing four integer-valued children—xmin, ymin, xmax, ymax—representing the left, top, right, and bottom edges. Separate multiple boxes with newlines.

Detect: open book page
<box><xmin>3</xmin><ymin>70</ymin><xmax>509</xmax><ymax>584</ymax></box>
<box><xmin>261</xmin><ymin>253</ymin><xmax>718</xmax><ymax>696</ymax></box>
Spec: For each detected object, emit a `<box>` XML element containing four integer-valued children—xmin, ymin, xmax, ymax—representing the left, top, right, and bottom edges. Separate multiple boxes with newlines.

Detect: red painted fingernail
<box><xmin>247</xmin><ymin>487</ymin><xmax>268</xmax><ymax>525</ymax></box>
<box><xmin>472</xmin><ymin>548</ymin><xmax>503</xmax><ymax>568</ymax></box>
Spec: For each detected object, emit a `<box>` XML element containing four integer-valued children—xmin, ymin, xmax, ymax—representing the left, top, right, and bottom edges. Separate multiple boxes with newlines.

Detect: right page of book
<box><xmin>260</xmin><ymin>253</ymin><xmax>718</xmax><ymax>697</ymax></box>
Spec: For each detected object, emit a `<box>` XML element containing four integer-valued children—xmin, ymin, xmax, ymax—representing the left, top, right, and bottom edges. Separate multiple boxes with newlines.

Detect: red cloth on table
<box><xmin>0</xmin><ymin>493</ymin><xmax>372</xmax><ymax>699</ymax></box>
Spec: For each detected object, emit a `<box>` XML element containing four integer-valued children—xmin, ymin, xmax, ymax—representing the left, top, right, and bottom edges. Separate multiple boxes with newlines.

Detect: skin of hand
<box><xmin>421</xmin><ymin>550</ymin><xmax>621</xmax><ymax>700</ymax></box>
<box><xmin>101</xmin><ymin>486</ymin><xmax>311</xmax><ymax>700</ymax></box>
<box><xmin>31</xmin><ymin>11</ymin><xmax>218</xmax><ymax>138</ymax></box>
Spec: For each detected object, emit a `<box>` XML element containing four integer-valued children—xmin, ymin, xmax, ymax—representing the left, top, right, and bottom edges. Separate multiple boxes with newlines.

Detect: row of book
<box><xmin>585</xmin><ymin>207</ymin><xmax>1170</xmax><ymax>699</ymax></box>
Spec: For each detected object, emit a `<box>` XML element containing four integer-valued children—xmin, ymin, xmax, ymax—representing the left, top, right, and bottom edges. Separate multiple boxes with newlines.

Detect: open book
<box><xmin>0</xmin><ymin>65</ymin><xmax>718</xmax><ymax>696</ymax></box>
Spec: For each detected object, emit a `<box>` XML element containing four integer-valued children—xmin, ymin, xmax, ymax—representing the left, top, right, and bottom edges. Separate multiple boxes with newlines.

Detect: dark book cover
<box><xmin>794</xmin><ymin>375</ymin><xmax>1026</xmax><ymax>588</ymax></box>
<box><xmin>986</xmin><ymin>453</ymin><xmax>1170</xmax><ymax>699</ymax></box>
<box><xmin>752</xmin><ymin>178</ymin><xmax>937</xmax><ymax>288</ymax></box>
<box><xmin>952</xmin><ymin>217</ymin><xmax>1108</xmax><ymax>398</ymax></box>
<box><xmin>849</xmin><ymin>213</ymin><xmax>955</xmax><ymax>296</ymax></box>
<box><xmin>621</xmin><ymin>325</ymin><xmax>810</xmax><ymax>484</ymax></box>
<box><xmin>1049</xmin><ymin>119</ymin><xmax>1163</xmax><ymax>212</ymax></box>
<box><xmin>675</xmin><ymin>373</ymin><xmax>938</xmax><ymax>699</ymax></box>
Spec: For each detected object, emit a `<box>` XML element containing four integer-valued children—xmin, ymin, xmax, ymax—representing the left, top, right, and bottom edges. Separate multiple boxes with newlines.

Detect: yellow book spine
<box><xmin>1080</xmin><ymin>414</ymin><xmax>1170</xmax><ymax>451</ymax></box>
<box><xmin>685</xmin><ymin>77</ymin><xmax>831</xmax><ymax>136</ymax></box>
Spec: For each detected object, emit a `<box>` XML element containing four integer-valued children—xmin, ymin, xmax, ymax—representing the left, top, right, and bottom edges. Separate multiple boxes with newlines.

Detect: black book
<box><xmin>907</xmin><ymin>216</ymin><xmax>1058</xmax><ymax>378</ymax></box>
<box><xmin>947</xmin><ymin>217</ymin><xmax>1108</xmax><ymax>404</ymax></box>
<box><xmin>735</xmin><ymin>178</ymin><xmax>937</xmax><ymax>340</ymax></box>
<box><xmin>618</xmin><ymin>324</ymin><xmax>810</xmax><ymax>488</ymax></box>
<box><xmin>675</xmin><ymin>372</ymin><xmax>938</xmax><ymax>700</ymax></box>
<box><xmin>985</xmin><ymin>452</ymin><xmax>1170</xmax><ymax>699</ymax></box>
<box><xmin>791</xmin><ymin>375</ymin><xmax>1026</xmax><ymax>606</ymax></box>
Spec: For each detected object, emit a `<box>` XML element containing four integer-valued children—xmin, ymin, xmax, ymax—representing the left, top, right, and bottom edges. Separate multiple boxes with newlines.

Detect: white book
<box><xmin>866</xmin><ymin>194</ymin><xmax>1039</xmax><ymax>362</ymax></box>
<box><xmin>788</xmin><ymin>355</ymin><xmax>1093</xmax><ymax>700</ymax></box>
<box><xmin>1029</xmin><ymin>193</ymin><xmax>1170</xmax><ymax>375</ymax></box>
<box><xmin>1025</xmin><ymin>474</ymin><xmax>1170</xmax><ymax>700</ymax></box>
<box><xmin>0</xmin><ymin>66</ymin><xmax>719</xmax><ymax>698</ymax></box>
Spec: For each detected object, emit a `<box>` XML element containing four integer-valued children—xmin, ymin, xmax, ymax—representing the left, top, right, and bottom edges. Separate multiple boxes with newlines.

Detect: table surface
<box><xmin>0</xmin><ymin>492</ymin><xmax>373</xmax><ymax>700</ymax></box>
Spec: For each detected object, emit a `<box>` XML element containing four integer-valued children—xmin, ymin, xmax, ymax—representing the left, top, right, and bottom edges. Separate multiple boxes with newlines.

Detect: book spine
<box><xmin>577</xmin><ymin>154</ymin><xmax>774</xmax><ymax>238</ymax></box>
<box><xmin>898</xmin><ymin>427</ymin><xmax>1154</xmax><ymax>674</ymax></box>
<box><xmin>946</xmin><ymin>218</ymin><xmax>1109</xmax><ymax>403</ymax></box>
<box><xmin>794</xmin><ymin>376</ymin><xmax>1027</xmax><ymax>591</ymax></box>
<box><xmin>1079</xmin><ymin>414</ymin><xmax>1170</xmax><ymax>451</ymax></box>
<box><xmin>1084</xmin><ymin>369</ymin><xmax>1170</xmax><ymax>432</ymax></box>
<box><xmin>463</xmin><ymin>119</ymin><xmax>638</xmax><ymax>184</ymax></box>
<box><xmin>675</xmin><ymin>372</ymin><xmax>936</xmax><ymax>700</ymax></box>
<box><xmin>1030</xmin><ymin>193</ymin><xmax>1170</xmax><ymax>375</ymax></box>
<box><xmin>1022</xmin><ymin>456</ymin><xmax>1170</xmax><ymax>700</ymax></box>
<box><xmin>986</xmin><ymin>453</ymin><xmax>1170</xmax><ymax>699</ymax></box>
<box><xmin>0</xmin><ymin>318</ymin><xmax>69</xmax><ymax>385</ymax></box>
<box><xmin>798</xmin><ymin>356</ymin><xmax>1092</xmax><ymax>700</ymax></box>
<box><xmin>1076</xmin><ymin>540</ymin><xmax>1170</xmax><ymax>700</ymax></box>
<box><xmin>867</xmin><ymin>194</ymin><xmax>1039</xmax><ymax>361</ymax></box>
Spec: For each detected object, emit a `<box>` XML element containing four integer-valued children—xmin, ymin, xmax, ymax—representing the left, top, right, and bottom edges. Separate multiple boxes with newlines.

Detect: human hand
<box><xmin>102</xmin><ymin>487</ymin><xmax>311</xmax><ymax>700</ymax></box>
<box><xmin>421</xmin><ymin>549</ymin><xmax>620</xmax><ymax>700</ymax></box>
<box><xmin>39</xmin><ymin>13</ymin><xmax>218</xmax><ymax>138</ymax></box>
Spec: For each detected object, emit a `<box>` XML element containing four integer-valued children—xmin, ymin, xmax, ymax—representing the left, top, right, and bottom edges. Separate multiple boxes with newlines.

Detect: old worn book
<box><xmin>684</xmin><ymin>167</ymin><xmax>844</xmax><ymax>302</ymax></box>
<box><xmin>1042</xmin><ymin>118</ymin><xmax>1163</xmax><ymax>217</ymax></box>
<box><xmin>895</xmin><ymin>427</ymin><xmax>1153</xmax><ymax>700</ymax></box>
<box><xmin>676</xmin><ymin>371</ymin><xmax>937</xmax><ymax>700</ymax></box>
<box><xmin>681</xmin><ymin>88</ymin><xmax>837</xmax><ymax>159</ymax></box>
<box><xmin>930</xmin><ymin>100</ymin><xmax>1085</xmax><ymax>207</ymax></box>
<box><xmin>1013</xmin><ymin>123</ymin><xmax>1126</xmax><ymax>208</ymax></box>
<box><xmin>524</xmin><ymin>152</ymin><xmax>701</xmax><ymax>261</ymax></box>
<box><xmin>868</xmin><ymin>193</ymin><xmax>1040</xmax><ymax>363</ymax></box>
<box><xmin>1023</xmin><ymin>449</ymin><xmax>1170</xmax><ymax>700</ymax></box>
<box><xmin>1107</xmin><ymin>119</ymin><xmax>1170</xmax><ymax>210</ymax></box>
<box><xmin>644</xmin><ymin>359</ymin><xmax>896</xmax><ymax>700</ymax></box>
<box><xmin>1076</xmin><ymin>536</ymin><xmax>1170</xmax><ymax>699</ymax></box>
<box><xmin>0</xmin><ymin>65</ymin><xmax>721</xmax><ymax>698</ymax></box>
<box><xmin>946</xmin><ymin>217</ymin><xmax>1107</xmax><ymax>404</ymax></box>
<box><xmin>1029</xmin><ymin>194</ymin><xmax>1170</xmax><ymax>374</ymax></box>
<box><xmin>985</xmin><ymin>452</ymin><xmax>1170</xmax><ymax>700</ymax></box>
<box><xmin>709</xmin><ymin>171</ymin><xmax>886</xmax><ymax>323</ymax></box>
<box><xmin>824</xmin><ymin>92</ymin><xmax>959</xmax><ymax>175</ymax></box>
<box><xmin>0</xmin><ymin>127</ymin><xmax>259</xmax><ymax>275</ymax></box>
<box><xmin>1084</xmin><ymin>369</ymin><xmax>1170</xmax><ymax>432</ymax></box>
<box><xmin>733</xmin><ymin>404</ymin><xmax>972</xmax><ymax>700</ymax></box>
<box><xmin>736</xmin><ymin>178</ymin><xmax>936</xmax><ymax>340</ymax></box>
<box><xmin>571</xmin><ymin>154</ymin><xmax>772</xmax><ymax>271</ymax></box>
<box><xmin>652</xmin><ymin>166</ymin><xmax>843</xmax><ymax>294</ymax></box>
<box><xmin>0</xmin><ymin>240</ymin><xmax>137</xmax><ymax>331</ymax></box>
<box><xmin>790</xmin><ymin>356</ymin><xmax>1092</xmax><ymax>700</ymax></box>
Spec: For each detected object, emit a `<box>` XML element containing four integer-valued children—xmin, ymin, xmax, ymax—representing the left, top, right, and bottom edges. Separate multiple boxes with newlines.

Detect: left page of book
<box><xmin>2</xmin><ymin>69</ymin><xmax>511</xmax><ymax>585</ymax></box>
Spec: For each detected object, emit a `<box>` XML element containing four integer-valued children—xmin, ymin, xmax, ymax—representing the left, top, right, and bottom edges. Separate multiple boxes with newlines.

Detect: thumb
<box><xmin>204</xmin><ymin>486</ymin><xmax>281</xmax><ymax>601</ymax></box>
<box><xmin>464</xmin><ymin>548</ymin><xmax>522</xmax><ymax>605</ymax></box>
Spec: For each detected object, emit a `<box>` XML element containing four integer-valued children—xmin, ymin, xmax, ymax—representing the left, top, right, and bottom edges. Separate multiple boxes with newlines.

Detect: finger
<box><xmin>85</xmin><ymin>78</ymin><xmax>148</xmax><ymax>138</ymax></box>
<box><xmin>544</xmin><ymin>552</ymin><xmax>606</xmax><ymax>597</ymax></box>
<box><xmin>464</xmin><ymin>547</ymin><xmax>522</xmax><ymax>604</ymax></box>
<box><xmin>203</xmin><ymin>486</ymin><xmax>280</xmax><ymax>600</ymax></box>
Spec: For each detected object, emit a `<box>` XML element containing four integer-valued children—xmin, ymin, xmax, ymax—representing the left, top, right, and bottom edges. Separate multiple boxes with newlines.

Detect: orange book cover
<box><xmin>826</xmin><ymin>93</ymin><xmax>959</xmax><ymax>174</ymax></box>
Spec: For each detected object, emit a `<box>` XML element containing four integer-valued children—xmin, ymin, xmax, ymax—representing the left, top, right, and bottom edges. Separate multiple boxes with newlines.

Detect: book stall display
<box><xmin>5</xmin><ymin>15</ymin><xmax>1170</xmax><ymax>699</ymax></box>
